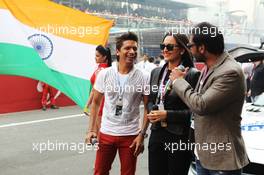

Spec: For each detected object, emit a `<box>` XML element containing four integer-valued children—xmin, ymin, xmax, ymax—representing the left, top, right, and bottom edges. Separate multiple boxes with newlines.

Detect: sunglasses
<box><xmin>160</xmin><ymin>44</ymin><xmax>180</xmax><ymax>51</ymax></box>
<box><xmin>187</xmin><ymin>43</ymin><xmax>196</xmax><ymax>49</ymax></box>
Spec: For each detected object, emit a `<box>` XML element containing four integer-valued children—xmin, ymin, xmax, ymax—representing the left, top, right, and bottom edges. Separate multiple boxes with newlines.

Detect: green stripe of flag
<box><xmin>0</xmin><ymin>42</ymin><xmax>92</xmax><ymax>108</ymax></box>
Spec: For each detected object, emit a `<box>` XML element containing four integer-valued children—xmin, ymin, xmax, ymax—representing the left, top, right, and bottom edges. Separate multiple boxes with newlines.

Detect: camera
<box><xmin>152</xmin><ymin>104</ymin><xmax>159</xmax><ymax>110</ymax></box>
<box><xmin>91</xmin><ymin>137</ymin><xmax>98</xmax><ymax>145</ymax></box>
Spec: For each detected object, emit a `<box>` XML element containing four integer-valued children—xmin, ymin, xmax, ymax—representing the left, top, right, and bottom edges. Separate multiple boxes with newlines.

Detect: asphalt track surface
<box><xmin>0</xmin><ymin>106</ymin><xmax>192</xmax><ymax>175</ymax></box>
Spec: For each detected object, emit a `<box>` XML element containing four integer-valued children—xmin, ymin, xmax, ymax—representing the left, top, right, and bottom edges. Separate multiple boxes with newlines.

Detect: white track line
<box><xmin>0</xmin><ymin>114</ymin><xmax>85</xmax><ymax>128</ymax></box>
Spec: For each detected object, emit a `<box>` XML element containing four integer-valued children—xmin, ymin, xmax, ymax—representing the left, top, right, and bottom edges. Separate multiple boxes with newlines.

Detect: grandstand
<box><xmin>53</xmin><ymin>0</ymin><xmax>199</xmax><ymax>58</ymax></box>
<box><xmin>53</xmin><ymin>0</ymin><xmax>200</xmax><ymax>20</ymax></box>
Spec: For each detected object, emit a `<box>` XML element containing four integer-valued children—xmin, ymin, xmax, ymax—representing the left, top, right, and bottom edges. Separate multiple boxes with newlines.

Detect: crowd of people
<box><xmin>37</xmin><ymin>20</ymin><xmax>264</xmax><ymax>175</ymax></box>
<box><xmin>84</xmin><ymin>3</ymin><xmax>187</xmax><ymax>21</ymax></box>
<box><xmin>82</xmin><ymin>21</ymin><xmax>264</xmax><ymax>175</ymax></box>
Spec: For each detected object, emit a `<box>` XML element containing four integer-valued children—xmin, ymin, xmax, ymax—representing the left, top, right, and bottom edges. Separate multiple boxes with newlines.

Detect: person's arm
<box><xmin>85</xmin><ymin>89</ymin><xmax>103</xmax><ymax>143</ymax></box>
<box><xmin>166</xmin><ymin>109</ymin><xmax>191</xmax><ymax>124</ymax></box>
<box><xmin>84</xmin><ymin>89</ymin><xmax>94</xmax><ymax>116</ymax></box>
<box><xmin>141</xmin><ymin>71</ymin><xmax>151</xmax><ymax>132</ymax></box>
<box><xmin>148</xmin><ymin>109</ymin><xmax>190</xmax><ymax>124</ymax></box>
<box><xmin>89</xmin><ymin>90</ymin><xmax>103</xmax><ymax>132</ymax></box>
<box><xmin>147</xmin><ymin>72</ymin><xmax>155</xmax><ymax>113</ymax></box>
<box><xmin>166</xmin><ymin>69</ymin><xmax>200</xmax><ymax>123</ymax></box>
<box><xmin>171</xmin><ymin>69</ymin><xmax>244</xmax><ymax>115</ymax></box>
<box><xmin>141</xmin><ymin>95</ymin><xmax>150</xmax><ymax>133</ymax></box>
<box><xmin>130</xmin><ymin>72</ymin><xmax>150</xmax><ymax>156</ymax></box>
<box><xmin>148</xmin><ymin>69</ymin><xmax>200</xmax><ymax>124</ymax></box>
<box><xmin>85</xmin><ymin>69</ymin><xmax>106</xmax><ymax>143</ymax></box>
<box><xmin>85</xmin><ymin>68</ymin><xmax>104</xmax><ymax>114</ymax></box>
<box><xmin>86</xmin><ymin>89</ymin><xmax>94</xmax><ymax>107</ymax></box>
<box><xmin>147</xmin><ymin>68</ymin><xmax>168</xmax><ymax>124</ymax></box>
<box><xmin>130</xmin><ymin>95</ymin><xmax>149</xmax><ymax>156</ymax></box>
<box><xmin>147</xmin><ymin>107</ymin><xmax>191</xmax><ymax>124</ymax></box>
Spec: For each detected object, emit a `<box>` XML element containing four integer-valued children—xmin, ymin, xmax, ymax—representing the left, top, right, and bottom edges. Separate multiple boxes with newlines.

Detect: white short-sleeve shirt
<box><xmin>94</xmin><ymin>65</ymin><xmax>150</xmax><ymax>136</ymax></box>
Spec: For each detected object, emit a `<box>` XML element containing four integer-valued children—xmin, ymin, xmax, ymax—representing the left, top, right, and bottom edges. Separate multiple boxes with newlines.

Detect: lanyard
<box><xmin>156</xmin><ymin>68</ymin><xmax>170</xmax><ymax>104</ymax></box>
<box><xmin>116</xmin><ymin>72</ymin><xmax>130</xmax><ymax>100</ymax></box>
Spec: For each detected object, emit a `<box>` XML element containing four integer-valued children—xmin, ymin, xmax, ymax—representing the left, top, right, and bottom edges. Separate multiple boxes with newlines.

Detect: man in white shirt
<box><xmin>86</xmin><ymin>32</ymin><xmax>149</xmax><ymax>175</ymax></box>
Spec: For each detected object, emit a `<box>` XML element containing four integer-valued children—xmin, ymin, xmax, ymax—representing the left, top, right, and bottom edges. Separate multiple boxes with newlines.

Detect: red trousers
<box><xmin>41</xmin><ymin>83</ymin><xmax>56</xmax><ymax>106</ymax></box>
<box><xmin>94</xmin><ymin>132</ymin><xmax>138</xmax><ymax>175</ymax></box>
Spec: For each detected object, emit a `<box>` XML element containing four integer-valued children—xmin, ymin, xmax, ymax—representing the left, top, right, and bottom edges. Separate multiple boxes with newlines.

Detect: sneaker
<box><xmin>51</xmin><ymin>105</ymin><xmax>59</xmax><ymax>109</ymax></box>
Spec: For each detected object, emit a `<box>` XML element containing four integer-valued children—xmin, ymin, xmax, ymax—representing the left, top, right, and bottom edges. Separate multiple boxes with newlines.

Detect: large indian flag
<box><xmin>0</xmin><ymin>0</ymin><xmax>113</xmax><ymax>108</ymax></box>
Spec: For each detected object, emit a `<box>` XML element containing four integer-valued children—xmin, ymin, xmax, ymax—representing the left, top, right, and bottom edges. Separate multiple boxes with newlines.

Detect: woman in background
<box><xmin>85</xmin><ymin>45</ymin><xmax>111</xmax><ymax>131</ymax></box>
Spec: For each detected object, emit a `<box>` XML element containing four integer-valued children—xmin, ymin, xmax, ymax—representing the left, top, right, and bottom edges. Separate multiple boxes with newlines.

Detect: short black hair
<box><xmin>191</xmin><ymin>22</ymin><xmax>224</xmax><ymax>55</ymax></box>
<box><xmin>148</xmin><ymin>57</ymin><xmax>154</xmax><ymax>63</ymax></box>
<box><xmin>116</xmin><ymin>32</ymin><xmax>138</xmax><ymax>51</ymax></box>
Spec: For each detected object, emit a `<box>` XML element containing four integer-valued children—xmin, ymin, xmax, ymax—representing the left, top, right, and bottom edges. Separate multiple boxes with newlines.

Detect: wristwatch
<box><xmin>139</xmin><ymin>130</ymin><xmax>148</xmax><ymax>138</ymax></box>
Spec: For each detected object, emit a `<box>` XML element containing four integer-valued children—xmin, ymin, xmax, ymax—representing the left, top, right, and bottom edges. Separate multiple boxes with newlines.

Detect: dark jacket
<box><xmin>250</xmin><ymin>63</ymin><xmax>264</xmax><ymax>97</ymax></box>
<box><xmin>147</xmin><ymin>63</ymin><xmax>200</xmax><ymax>135</ymax></box>
<box><xmin>172</xmin><ymin>52</ymin><xmax>249</xmax><ymax>170</ymax></box>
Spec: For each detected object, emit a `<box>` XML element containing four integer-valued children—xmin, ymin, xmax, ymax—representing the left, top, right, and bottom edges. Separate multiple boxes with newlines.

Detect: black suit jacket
<box><xmin>147</xmin><ymin>63</ymin><xmax>200</xmax><ymax>135</ymax></box>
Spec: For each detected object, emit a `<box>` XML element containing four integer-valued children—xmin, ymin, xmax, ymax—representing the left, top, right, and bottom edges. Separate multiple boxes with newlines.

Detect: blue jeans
<box><xmin>196</xmin><ymin>159</ymin><xmax>242</xmax><ymax>175</ymax></box>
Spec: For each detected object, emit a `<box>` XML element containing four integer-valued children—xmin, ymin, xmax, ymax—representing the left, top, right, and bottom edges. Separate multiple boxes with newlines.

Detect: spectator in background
<box><xmin>148</xmin><ymin>56</ymin><xmax>155</xmax><ymax>64</ymax></box>
<box><xmin>158</xmin><ymin>55</ymin><xmax>166</xmax><ymax>67</ymax></box>
<box><xmin>249</xmin><ymin>60</ymin><xmax>264</xmax><ymax>102</ymax></box>
<box><xmin>242</xmin><ymin>63</ymin><xmax>254</xmax><ymax>102</ymax></box>
<box><xmin>37</xmin><ymin>82</ymin><xmax>60</xmax><ymax>111</ymax></box>
<box><xmin>85</xmin><ymin>45</ymin><xmax>112</xmax><ymax>131</ymax></box>
<box><xmin>154</xmin><ymin>59</ymin><xmax>160</xmax><ymax>67</ymax></box>
<box><xmin>136</xmin><ymin>54</ymin><xmax>156</xmax><ymax>74</ymax></box>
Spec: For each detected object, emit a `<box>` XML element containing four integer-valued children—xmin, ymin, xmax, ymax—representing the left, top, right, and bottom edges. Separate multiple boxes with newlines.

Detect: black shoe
<box><xmin>51</xmin><ymin>105</ymin><xmax>59</xmax><ymax>109</ymax></box>
<box><xmin>42</xmin><ymin>106</ymin><xmax>47</xmax><ymax>111</ymax></box>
